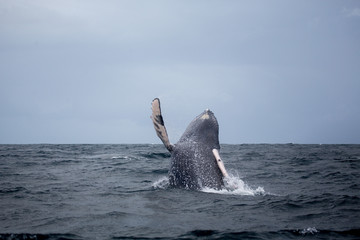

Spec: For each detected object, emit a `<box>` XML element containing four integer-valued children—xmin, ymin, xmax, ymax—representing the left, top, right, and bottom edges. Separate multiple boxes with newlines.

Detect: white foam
<box><xmin>152</xmin><ymin>176</ymin><xmax>169</xmax><ymax>189</ymax></box>
<box><xmin>111</xmin><ymin>155</ymin><xmax>129</xmax><ymax>159</ymax></box>
<box><xmin>202</xmin><ymin>174</ymin><xmax>266</xmax><ymax>196</ymax></box>
<box><xmin>152</xmin><ymin>174</ymin><xmax>266</xmax><ymax>196</ymax></box>
<box><xmin>300</xmin><ymin>227</ymin><xmax>319</xmax><ymax>235</ymax></box>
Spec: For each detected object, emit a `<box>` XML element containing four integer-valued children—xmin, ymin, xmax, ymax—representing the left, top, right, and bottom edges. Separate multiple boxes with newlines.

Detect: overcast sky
<box><xmin>1</xmin><ymin>0</ymin><xmax>359</xmax><ymax>144</ymax></box>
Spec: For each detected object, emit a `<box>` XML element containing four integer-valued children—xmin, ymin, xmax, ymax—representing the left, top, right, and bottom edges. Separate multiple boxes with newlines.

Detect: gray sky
<box><xmin>1</xmin><ymin>0</ymin><xmax>359</xmax><ymax>144</ymax></box>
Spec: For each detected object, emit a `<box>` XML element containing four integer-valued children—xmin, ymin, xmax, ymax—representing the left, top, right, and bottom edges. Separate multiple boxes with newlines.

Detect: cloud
<box><xmin>1</xmin><ymin>1</ymin><xmax>360</xmax><ymax>144</ymax></box>
<box><xmin>343</xmin><ymin>7</ymin><xmax>360</xmax><ymax>17</ymax></box>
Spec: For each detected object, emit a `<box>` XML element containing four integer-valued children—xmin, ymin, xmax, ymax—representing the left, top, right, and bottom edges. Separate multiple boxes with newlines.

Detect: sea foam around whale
<box><xmin>152</xmin><ymin>173</ymin><xmax>266</xmax><ymax>196</ymax></box>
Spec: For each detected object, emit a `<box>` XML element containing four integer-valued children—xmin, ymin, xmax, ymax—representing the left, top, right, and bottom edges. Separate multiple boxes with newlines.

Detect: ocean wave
<box><xmin>0</xmin><ymin>186</ymin><xmax>27</xmax><ymax>194</ymax></box>
<box><xmin>110</xmin><ymin>228</ymin><xmax>360</xmax><ymax>239</ymax></box>
<box><xmin>7</xmin><ymin>228</ymin><xmax>356</xmax><ymax>240</ymax></box>
<box><xmin>111</xmin><ymin>155</ymin><xmax>130</xmax><ymax>160</ymax></box>
<box><xmin>0</xmin><ymin>233</ymin><xmax>82</xmax><ymax>240</ymax></box>
<box><xmin>2</xmin><ymin>144</ymin><xmax>359</xmax><ymax>240</ymax></box>
<box><xmin>140</xmin><ymin>152</ymin><xmax>171</xmax><ymax>159</ymax></box>
<box><xmin>179</xmin><ymin>228</ymin><xmax>360</xmax><ymax>239</ymax></box>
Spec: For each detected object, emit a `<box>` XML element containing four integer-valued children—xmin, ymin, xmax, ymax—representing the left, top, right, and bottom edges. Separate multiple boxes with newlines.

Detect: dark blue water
<box><xmin>1</xmin><ymin>144</ymin><xmax>359</xmax><ymax>240</ymax></box>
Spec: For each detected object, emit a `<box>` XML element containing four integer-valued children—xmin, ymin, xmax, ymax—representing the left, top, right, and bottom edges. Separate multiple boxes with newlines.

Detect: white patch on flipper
<box><xmin>212</xmin><ymin>149</ymin><xmax>229</xmax><ymax>177</ymax></box>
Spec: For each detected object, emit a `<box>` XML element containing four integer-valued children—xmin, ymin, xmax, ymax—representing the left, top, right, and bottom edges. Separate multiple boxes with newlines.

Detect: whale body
<box><xmin>151</xmin><ymin>98</ymin><xmax>228</xmax><ymax>190</ymax></box>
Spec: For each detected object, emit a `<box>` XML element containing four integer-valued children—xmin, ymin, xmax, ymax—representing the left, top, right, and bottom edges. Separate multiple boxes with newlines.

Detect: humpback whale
<box><xmin>151</xmin><ymin>98</ymin><xmax>228</xmax><ymax>190</ymax></box>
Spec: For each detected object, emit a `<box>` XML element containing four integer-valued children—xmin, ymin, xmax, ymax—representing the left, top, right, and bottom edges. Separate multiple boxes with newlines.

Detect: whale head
<box><xmin>177</xmin><ymin>109</ymin><xmax>220</xmax><ymax>149</ymax></box>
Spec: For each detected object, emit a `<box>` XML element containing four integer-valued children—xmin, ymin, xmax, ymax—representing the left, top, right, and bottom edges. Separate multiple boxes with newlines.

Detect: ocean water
<box><xmin>0</xmin><ymin>144</ymin><xmax>359</xmax><ymax>240</ymax></box>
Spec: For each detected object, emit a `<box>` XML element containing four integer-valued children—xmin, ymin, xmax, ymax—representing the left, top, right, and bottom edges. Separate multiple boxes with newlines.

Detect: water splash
<box><xmin>152</xmin><ymin>174</ymin><xmax>266</xmax><ymax>196</ymax></box>
<box><xmin>152</xmin><ymin>176</ymin><xmax>169</xmax><ymax>189</ymax></box>
<box><xmin>202</xmin><ymin>174</ymin><xmax>266</xmax><ymax>196</ymax></box>
<box><xmin>299</xmin><ymin>227</ymin><xmax>319</xmax><ymax>235</ymax></box>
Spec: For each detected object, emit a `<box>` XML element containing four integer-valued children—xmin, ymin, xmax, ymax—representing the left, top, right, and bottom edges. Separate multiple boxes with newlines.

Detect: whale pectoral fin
<box><xmin>212</xmin><ymin>149</ymin><xmax>229</xmax><ymax>178</ymax></box>
<box><xmin>151</xmin><ymin>98</ymin><xmax>173</xmax><ymax>152</ymax></box>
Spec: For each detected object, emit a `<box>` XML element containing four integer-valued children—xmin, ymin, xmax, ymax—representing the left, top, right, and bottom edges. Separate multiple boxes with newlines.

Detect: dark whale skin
<box><xmin>168</xmin><ymin>110</ymin><xmax>224</xmax><ymax>190</ymax></box>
